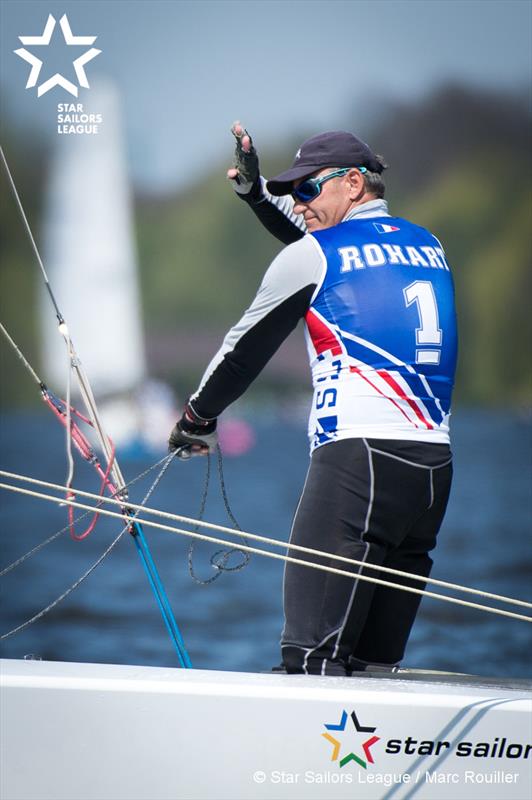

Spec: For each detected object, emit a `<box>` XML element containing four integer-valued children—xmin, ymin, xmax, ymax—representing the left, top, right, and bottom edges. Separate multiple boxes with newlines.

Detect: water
<box><xmin>0</xmin><ymin>409</ymin><xmax>531</xmax><ymax>678</ymax></box>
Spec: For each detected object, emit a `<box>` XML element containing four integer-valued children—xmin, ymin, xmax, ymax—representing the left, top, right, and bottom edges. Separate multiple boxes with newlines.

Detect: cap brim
<box><xmin>266</xmin><ymin>164</ymin><xmax>320</xmax><ymax>196</ymax></box>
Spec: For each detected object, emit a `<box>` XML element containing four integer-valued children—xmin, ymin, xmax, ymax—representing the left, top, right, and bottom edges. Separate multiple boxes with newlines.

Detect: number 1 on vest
<box><xmin>403</xmin><ymin>280</ymin><xmax>442</xmax><ymax>365</ymax></box>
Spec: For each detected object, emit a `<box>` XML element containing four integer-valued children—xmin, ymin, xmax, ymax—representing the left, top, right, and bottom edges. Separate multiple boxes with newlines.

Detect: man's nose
<box><xmin>292</xmin><ymin>199</ymin><xmax>306</xmax><ymax>215</ymax></box>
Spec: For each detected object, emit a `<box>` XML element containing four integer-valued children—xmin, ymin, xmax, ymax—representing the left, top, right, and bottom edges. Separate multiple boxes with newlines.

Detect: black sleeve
<box><xmin>189</xmin><ymin>235</ymin><xmax>325</xmax><ymax>420</ymax></box>
<box><xmin>237</xmin><ymin>179</ymin><xmax>305</xmax><ymax>245</ymax></box>
<box><xmin>191</xmin><ymin>284</ymin><xmax>314</xmax><ymax>418</ymax></box>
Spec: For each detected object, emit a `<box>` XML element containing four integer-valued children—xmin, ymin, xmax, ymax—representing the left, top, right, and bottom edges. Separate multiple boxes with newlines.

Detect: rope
<box><xmin>0</xmin><ymin>455</ymin><xmax>176</xmax><ymax>578</ymax></box>
<box><xmin>0</xmin><ymin>455</ymin><xmax>176</xmax><ymax>641</ymax></box>
<box><xmin>1</xmin><ymin>529</ymin><xmax>128</xmax><ymax>641</ymax></box>
<box><xmin>1</xmin><ymin>146</ymin><xmax>191</xmax><ymax>664</ymax></box>
<box><xmin>1</xmin><ymin>144</ymin><xmax>120</xmax><ymax>485</ymax></box>
<box><xmin>214</xmin><ymin>445</ymin><xmax>251</xmax><ymax>571</ymax></box>
<box><xmin>187</xmin><ymin>447</ymin><xmax>250</xmax><ymax>585</ymax></box>
<box><xmin>2</xmin><ymin>469</ymin><xmax>530</xmax><ymax>612</ymax></box>
<box><xmin>1</xmin><ymin>481</ymin><xmax>530</xmax><ymax>624</ymax></box>
<box><xmin>62</xmin><ymin>329</ymin><xmax>75</xmax><ymax>500</ymax></box>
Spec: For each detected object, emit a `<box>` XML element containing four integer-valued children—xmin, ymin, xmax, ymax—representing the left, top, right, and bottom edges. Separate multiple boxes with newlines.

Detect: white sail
<box><xmin>40</xmin><ymin>80</ymin><xmax>146</xmax><ymax>397</ymax></box>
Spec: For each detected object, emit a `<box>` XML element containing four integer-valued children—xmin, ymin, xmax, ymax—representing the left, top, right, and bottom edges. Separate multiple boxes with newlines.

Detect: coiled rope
<box><xmin>187</xmin><ymin>447</ymin><xmax>250</xmax><ymax>585</ymax></box>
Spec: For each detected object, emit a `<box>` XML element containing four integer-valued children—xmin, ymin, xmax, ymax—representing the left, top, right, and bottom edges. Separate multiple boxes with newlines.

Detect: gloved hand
<box><xmin>227</xmin><ymin>120</ymin><xmax>260</xmax><ymax>195</ymax></box>
<box><xmin>168</xmin><ymin>403</ymin><xmax>218</xmax><ymax>459</ymax></box>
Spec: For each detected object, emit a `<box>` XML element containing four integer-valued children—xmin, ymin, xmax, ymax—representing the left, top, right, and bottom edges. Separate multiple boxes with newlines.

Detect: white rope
<box><xmin>66</xmin><ymin>339</ymin><xmax>127</xmax><ymax>494</ymax></box>
<box><xmin>1</xmin><ymin>480</ymin><xmax>530</xmax><ymax>624</ymax></box>
<box><xmin>1</xmin><ymin>469</ymin><xmax>530</xmax><ymax>611</ymax></box>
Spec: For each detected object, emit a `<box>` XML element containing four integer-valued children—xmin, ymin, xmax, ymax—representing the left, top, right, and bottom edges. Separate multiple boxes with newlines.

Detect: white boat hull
<box><xmin>1</xmin><ymin>659</ymin><xmax>530</xmax><ymax>800</ymax></box>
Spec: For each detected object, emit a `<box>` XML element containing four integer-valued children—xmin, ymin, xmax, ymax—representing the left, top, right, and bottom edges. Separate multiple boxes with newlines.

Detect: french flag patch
<box><xmin>373</xmin><ymin>222</ymin><xmax>400</xmax><ymax>233</ymax></box>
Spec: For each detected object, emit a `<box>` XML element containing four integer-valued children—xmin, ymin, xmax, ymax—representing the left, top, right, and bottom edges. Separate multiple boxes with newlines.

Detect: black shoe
<box><xmin>348</xmin><ymin>656</ymin><xmax>399</xmax><ymax>674</ymax></box>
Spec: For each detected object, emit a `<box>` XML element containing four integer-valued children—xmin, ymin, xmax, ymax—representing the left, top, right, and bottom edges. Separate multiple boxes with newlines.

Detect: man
<box><xmin>169</xmin><ymin>125</ymin><xmax>457</xmax><ymax>676</ymax></box>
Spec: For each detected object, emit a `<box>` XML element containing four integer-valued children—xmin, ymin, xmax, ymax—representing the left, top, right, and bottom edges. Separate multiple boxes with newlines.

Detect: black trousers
<box><xmin>281</xmin><ymin>438</ymin><xmax>452</xmax><ymax>675</ymax></box>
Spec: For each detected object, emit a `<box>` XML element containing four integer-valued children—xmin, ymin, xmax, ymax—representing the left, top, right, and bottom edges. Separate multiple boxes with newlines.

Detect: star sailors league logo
<box><xmin>14</xmin><ymin>14</ymin><xmax>101</xmax><ymax>97</ymax></box>
<box><xmin>322</xmin><ymin>709</ymin><xmax>380</xmax><ymax>768</ymax></box>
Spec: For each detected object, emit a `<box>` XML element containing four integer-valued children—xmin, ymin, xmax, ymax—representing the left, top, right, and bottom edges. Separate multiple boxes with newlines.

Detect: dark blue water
<box><xmin>1</xmin><ymin>409</ymin><xmax>531</xmax><ymax>678</ymax></box>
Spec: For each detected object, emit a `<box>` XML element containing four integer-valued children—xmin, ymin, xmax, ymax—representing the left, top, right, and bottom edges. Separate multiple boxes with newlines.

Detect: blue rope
<box><xmin>131</xmin><ymin>521</ymin><xmax>192</xmax><ymax>668</ymax></box>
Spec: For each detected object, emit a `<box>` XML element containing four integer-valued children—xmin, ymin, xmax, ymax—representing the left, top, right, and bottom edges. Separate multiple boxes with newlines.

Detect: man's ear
<box><xmin>346</xmin><ymin>168</ymin><xmax>366</xmax><ymax>200</ymax></box>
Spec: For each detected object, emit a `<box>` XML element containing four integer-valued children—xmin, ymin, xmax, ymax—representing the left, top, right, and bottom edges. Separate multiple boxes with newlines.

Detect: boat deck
<box><xmin>1</xmin><ymin>658</ymin><xmax>531</xmax><ymax>800</ymax></box>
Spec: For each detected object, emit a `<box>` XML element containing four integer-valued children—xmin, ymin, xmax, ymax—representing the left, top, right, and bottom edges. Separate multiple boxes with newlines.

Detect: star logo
<box><xmin>322</xmin><ymin>709</ymin><xmax>380</xmax><ymax>769</ymax></box>
<box><xmin>14</xmin><ymin>14</ymin><xmax>101</xmax><ymax>98</ymax></box>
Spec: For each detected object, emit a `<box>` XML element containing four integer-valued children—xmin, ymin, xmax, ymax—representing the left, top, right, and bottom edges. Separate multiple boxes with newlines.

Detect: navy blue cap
<box><xmin>266</xmin><ymin>130</ymin><xmax>383</xmax><ymax>196</ymax></box>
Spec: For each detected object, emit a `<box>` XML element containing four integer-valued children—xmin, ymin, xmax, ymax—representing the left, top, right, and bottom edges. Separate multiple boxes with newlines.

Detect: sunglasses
<box><xmin>292</xmin><ymin>167</ymin><xmax>367</xmax><ymax>203</ymax></box>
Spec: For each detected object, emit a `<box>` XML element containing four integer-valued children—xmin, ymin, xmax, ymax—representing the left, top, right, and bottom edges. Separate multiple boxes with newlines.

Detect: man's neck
<box><xmin>343</xmin><ymin>198</ymin><xmax>389</xmax><ymax>221</ymax></box>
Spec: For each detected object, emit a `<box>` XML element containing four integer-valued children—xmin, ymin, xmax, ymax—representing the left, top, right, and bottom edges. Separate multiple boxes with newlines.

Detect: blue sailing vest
<box><xmin>305</xmin><ymin>217</ymin><xmax>458</xmax><ymax>450</ymax></box>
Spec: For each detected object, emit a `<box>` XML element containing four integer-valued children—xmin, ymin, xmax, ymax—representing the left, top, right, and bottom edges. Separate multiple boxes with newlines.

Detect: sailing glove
<box><xmin>168</xmin><ymin>402</ymin><xmax>218</xmax><ymax>458</ymax></box>
<box><xmin>229</xmin><ymin>121</ymin><xmax>261</xmax><ymax>198</ymax></box>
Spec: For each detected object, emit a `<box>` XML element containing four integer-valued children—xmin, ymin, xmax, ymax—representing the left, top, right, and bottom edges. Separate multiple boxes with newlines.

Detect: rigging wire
<box><xmin>1</xmin><ymin>481</ymin><xmax>530</xmax><ymax>624</ymax></box>
<box><xmin>2</xmin><ymin>530</ymin><xmax>128</xmax><ymax>642</ymax></box>
<box><xmin>0</xmin><ymin>454</ymin><xmax>174</xmax><ymax>577</ymax></box>
<box><xmin>2</xmin><ymin>310</ymin><xmax>249</xmax><ymax>572</ymax></box>
<box><xmin>0</xmin><ymin>454</ymin><xmax>177</xmax><ymax>641</ymax></box>
<box><xmin>0</xmin><ymin>322</ymin><xmax>42</xmax><ymax>387</ymax></box>
<box><xmin>1</xmin><ymin>320</ymin><xmax>119</xmax><ymax>530</ymax></box>
<box><xmin>1</xmin><ymin>320</ymin><xmax>249</xmax><ymax>574</ymax></box>
<box><xmin>62</xmin><ymin>327</ymin><xmax>76</xmax><ymax>510</ymax></box>
<box><xmin>0</xmin><ymin>147</ymin><xmax>64</xmax><ymax>324</ymax></box>
<box><xmin>0</xmin><ymin>144</ymin><xmax>192</xmax><ymax>666</ymax></box>
<box><xmin>1</xmin><ymin>144</ymin><xmax>125</xmax><ymax>495</ymax></box>
<box><xmin>2</xmin><ymin>469</ymin><xmax>530</xmax><ymax>612</ymax></box>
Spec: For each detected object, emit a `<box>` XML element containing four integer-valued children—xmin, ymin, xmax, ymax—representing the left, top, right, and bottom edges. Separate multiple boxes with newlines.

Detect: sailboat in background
<box><xmin>40</xmin><ymin>81</ymin><xmax>175</xmax><ymax>451</ymax></box>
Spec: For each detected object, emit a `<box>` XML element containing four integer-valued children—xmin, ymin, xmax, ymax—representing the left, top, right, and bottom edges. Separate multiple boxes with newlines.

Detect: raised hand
<box><xmin>227</xmin><ymin>120</ymin><xmax>260</xmax><ymax>193</ymax></box>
